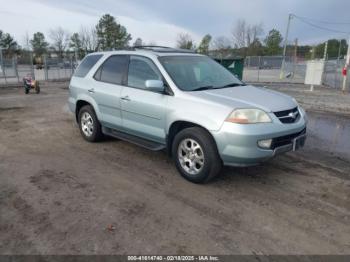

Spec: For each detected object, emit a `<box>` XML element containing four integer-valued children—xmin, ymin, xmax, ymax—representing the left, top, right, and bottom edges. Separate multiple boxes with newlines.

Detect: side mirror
<box><xmin>145</xmin><ymin>80</ymin><xmax>164</xmax><ymax>92</ymax></box>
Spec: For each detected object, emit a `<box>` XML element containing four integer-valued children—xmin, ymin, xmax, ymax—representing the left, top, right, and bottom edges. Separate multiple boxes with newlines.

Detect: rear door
<box><xmin>121</xmin><ymin>55</ymin><xmax>168</xmax><ymax>143</ymax></box>
<box><xmin>92</xmin><ymin>55</ymin><xmax>129</xmax><ymax>129</ymax></box>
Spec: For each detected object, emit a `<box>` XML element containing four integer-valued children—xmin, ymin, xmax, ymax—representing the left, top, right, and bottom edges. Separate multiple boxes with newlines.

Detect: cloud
<box><xmin>0</xmin><ymin>0</ymin><xmax>201</xmax><ymax>47</ymax></box>
<box><xmin>0</xmin><ymin>0</ymin><xmax>349</xmax><ymax>47</ymax></box>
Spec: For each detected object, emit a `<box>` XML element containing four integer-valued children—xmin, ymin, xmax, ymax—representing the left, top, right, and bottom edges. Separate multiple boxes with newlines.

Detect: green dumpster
<box><xmin>214</xmin><ymin>57</ymin><xmax>244</xmax><ymax>80</ymax></box>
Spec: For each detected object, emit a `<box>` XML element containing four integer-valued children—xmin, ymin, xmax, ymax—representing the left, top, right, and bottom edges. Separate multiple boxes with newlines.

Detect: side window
<box><xmin>127</xmin><ymin>56</ymin><xmax>162</xmax><ymax>89</ymax></box>
<box><xmin>74</xmin><ymin>54</ymin><xmax>102</xmax><ymax>78</ymax></box>
<box><xmin>96</xmin><ymin>55</ymin><xmax>128</xmax><ymax>85</ymax></box>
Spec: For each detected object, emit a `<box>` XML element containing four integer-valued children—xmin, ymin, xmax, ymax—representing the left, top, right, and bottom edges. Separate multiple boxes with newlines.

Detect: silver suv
<box><xmin>68</xmin><ymin>46</ymin><xmax>307</xmax><ymax>183</ymax></box>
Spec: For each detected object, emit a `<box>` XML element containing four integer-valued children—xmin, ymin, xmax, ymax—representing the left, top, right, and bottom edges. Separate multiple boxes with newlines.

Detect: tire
<box><xmin>78</xmin><ymin>105</ymin><xmax>103</xmax><ymax>142</ymax></box>
<box><xmin>172</xmin><ymin>127</ymin><xmax>222</xmax><ymax>183</ymax></box>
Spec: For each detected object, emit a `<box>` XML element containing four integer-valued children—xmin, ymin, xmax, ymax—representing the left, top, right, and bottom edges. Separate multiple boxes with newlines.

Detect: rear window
<box><xmin>74</xmin><ymin>54</ymin><xmax>103</xmax><ymax>78</ymax></box>
<box><xmin>94</xmin><ymin>55</ymin><xmax>129</xmax><ymax>85</ymax></box>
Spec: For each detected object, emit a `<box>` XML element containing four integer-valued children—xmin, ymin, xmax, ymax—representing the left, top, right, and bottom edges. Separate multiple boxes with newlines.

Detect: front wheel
<box><xmin>172</xmin><ymin>127</ymin><xmax>222</xmax><ymax>183</ymax></box>
<box><xmin>78</xmin><ymin>105</ymin><xmax>103</xmax><ymax>142</ymax></box>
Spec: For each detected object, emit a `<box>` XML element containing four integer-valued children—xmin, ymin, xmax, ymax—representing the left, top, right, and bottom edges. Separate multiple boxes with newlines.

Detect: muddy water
<box><xmin>307</xmin><ymin>112</ymin><xmax>350</xmax><ymax>159</ymax></box>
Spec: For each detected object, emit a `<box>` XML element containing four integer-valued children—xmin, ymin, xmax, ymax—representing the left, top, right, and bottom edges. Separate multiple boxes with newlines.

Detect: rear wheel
<box><xmin>78</xmin><ymin>105</ymin><xmax>103</xmax><ymax>142</ymax></box>
<box><xmin>172</xmin><ymin>127</ymin><xmax>222</xmax><ymax>183</ymax></box>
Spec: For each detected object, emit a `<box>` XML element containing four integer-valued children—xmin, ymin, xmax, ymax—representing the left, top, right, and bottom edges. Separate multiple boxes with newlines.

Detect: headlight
<box><xmin>225</xmin><ymin>109</ymin><xmax>272</xmax><ymax>124</ymax></box>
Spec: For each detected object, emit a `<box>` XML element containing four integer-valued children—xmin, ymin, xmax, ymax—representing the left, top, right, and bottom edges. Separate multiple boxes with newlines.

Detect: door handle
<box><xmin>121</xmin><ymin>95</ymin><xmax>131</xmax><ymax>101</ymax></box>
<box><xmin>88</xmin><ymin>88</ymin><xmax>95</xmax><ymax>93</ymax></box>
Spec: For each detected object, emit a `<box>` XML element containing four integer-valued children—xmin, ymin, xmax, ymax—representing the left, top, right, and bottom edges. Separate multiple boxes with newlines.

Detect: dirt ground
<box><xmin>0</xmin><ymin>82</ymin><xmax>349</xmax><ymax>255</ymax></box>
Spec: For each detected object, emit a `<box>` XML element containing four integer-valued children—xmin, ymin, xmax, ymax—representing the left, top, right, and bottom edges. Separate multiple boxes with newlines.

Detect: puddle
<box><xmin>0</xmin><ymin>107</ymin><xmax>24</xmax><ymax>111</ymax></box>
<box><xmin>307</xmin><ymin>112</ymin><xmax>350</xmax><ymax>159</ymax></box>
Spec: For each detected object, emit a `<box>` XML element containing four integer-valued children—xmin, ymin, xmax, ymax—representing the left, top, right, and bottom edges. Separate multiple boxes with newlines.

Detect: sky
<box><xmin>0</xmin><ymin>0</ymin><xmax>350</xmax><ymax>48</ymax></box>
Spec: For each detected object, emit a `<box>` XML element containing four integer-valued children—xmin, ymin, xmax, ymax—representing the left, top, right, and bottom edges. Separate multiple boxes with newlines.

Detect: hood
<box><xmin>188</xmin><ymin>85</ymin><xmax>297</xmax><ymax>112</ymax></box>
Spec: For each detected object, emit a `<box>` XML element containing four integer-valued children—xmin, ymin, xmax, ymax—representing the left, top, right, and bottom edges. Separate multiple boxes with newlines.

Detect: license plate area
<box><xmin>293</xmin><ymin>134</ymin><xmax>306</xmax><ymax>151</ymax></box>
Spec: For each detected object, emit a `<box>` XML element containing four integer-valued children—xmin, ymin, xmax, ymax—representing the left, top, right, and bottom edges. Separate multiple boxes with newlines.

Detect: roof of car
<box><xmin>90</xmin><ymin>46</ymin><xmax>204</xmax><ymax>57</ymax></box>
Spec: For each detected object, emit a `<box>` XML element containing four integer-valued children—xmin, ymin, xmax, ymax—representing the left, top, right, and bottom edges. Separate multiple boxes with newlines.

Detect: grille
<box><xmin>274</xmin><ymin>107</ymin><xmax>300</xmax><ymax>124</ymax></box>
<box><xmin>271</xmin><ymin>128</ymin><xmax>306</xmax><ymax>149</ymax></box>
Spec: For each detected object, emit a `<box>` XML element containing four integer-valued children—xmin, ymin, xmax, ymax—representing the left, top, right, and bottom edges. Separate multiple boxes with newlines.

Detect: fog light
<box><xmin>258</xmin><ymin>139</ymin><xmax>272</xmax><ymax>149</ymax></box>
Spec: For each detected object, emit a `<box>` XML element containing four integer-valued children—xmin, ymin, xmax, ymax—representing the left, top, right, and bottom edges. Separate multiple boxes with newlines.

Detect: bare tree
<box><xmin>231</xmin><ymin>19</ymin><xmax>246</xmax><ymax>48</ymax></box>
<box><xmin>176</xmin><ymin>33</ymin><xmax>195</xmax><ymax>50</ymax></box>
<box><xmin>80</xmin><ymin>26</ymin><xmax>98</xmax><ymax>52</ymax></box>
<box><xmin>212</xmin><ymin>36</ymin><xmax>232</xmax><ymax>58</ymax></box>
<box><xmin>246</xmin><ymin>23</ymin><xmax>264</xmax><ymax>47</ymax></box>
<box><xmin>231</xmin><ymin>19</ymin><xmax>264</xmax><ymax>48</ymax></box>
<box><xmin>49</xmin><ymin>27</ymin><xmax>70</xmax><ymax>58</ymax></box>
<box><xmin>212</xmin><ymin>36</ymin><xmax>231</xmax><ymax>50</ymax></box>
<box><xmin>22</xmin><ymin>32</ymin><xmax>31</xmax><ymax>51</ymax></box>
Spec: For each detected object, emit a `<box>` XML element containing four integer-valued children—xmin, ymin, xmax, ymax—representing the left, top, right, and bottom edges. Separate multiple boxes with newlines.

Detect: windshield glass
<box><xmin>159</xmin><ymin>56</ymin><xmax>244</xmax><ymax>91</ymax></box>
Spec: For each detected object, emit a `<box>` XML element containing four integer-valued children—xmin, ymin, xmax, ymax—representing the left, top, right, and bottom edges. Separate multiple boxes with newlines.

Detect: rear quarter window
<box><xmin>74</xmin><ymin>54</ymin><xmax>103</xmax><ymax>78</ymax></box>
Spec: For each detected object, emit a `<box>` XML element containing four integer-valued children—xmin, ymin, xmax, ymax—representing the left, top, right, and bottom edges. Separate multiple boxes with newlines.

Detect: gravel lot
<box><xmin>0</xmin><ymin>82</ymin><xmax>349</xmax><ymax>255</ymax></box>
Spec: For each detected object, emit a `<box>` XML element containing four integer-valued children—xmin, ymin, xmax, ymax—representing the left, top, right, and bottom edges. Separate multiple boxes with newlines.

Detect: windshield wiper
<box><xmin>191</xmin><ymin>85</ymin><xmax>214</xmax><ymax>91</ymax></box>
<box><xmin>215</xmin><ymin>83</ymin><xmax>246</xmax><ymax>89</ymax></box>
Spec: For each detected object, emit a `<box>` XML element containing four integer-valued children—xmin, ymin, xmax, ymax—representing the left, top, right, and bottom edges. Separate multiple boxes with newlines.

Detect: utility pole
<box><xmin>322</xmin><ymin>40</ymin><xmax>329</xmax><ymax>86</ymax></box>
<box><xmin>309</xmin><ymin>46</ymin><xmax>316</xmax><ymax>92</ymax></box>
<box><xmin>323</xmin><ymin>40</ymin><xmax>328</xmax><ymax>60</ymax></box>
<box><xmin>292</xmin><ymin>38</ymin><xmax>298</xmax><ymax>78</ymax></box>
<box><xmin>311</xmin><ymin>46</ymin><xmax>316</xmax><ymax>60</ymax></box>
<box><xmin>0</xmin><ymin>48</ymin><xmax>7</xmax><ymax>83</ymax></box>
<box><xmin>280</xmin><ymin>13</ymin><xmax>293</xmax><ymax>79</ymax></box>
<box><xmin>342</xmin><ymin>37</ymin><xmax>350</xmax><ymax>93</ymax></box>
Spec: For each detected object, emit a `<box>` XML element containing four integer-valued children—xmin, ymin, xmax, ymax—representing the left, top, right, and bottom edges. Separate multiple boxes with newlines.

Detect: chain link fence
<box><xmin>1</xmin><ymin>51</ymin><xmax>348</xmax><ymax>89</ymax></box>
<box><xmin>323</xmin><ymin>58</ymin><xmax>347</xmax><ymax>89</ymax></box>
<box><xmin>0</xmin><ymin>50</ymin><xmax>77</xmax><ymax>85</ymax></box>
<box><xmin>243</xmin><ymin>56</ymin><xmax>306</xmax><ymax>84</ymax></box>
<box><xmin>243</xmin><ymin>55</ymin><xmax>348</xmax><ymax>89</ymax></box>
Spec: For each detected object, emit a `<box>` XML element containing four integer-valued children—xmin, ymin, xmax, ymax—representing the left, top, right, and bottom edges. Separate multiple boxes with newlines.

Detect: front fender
<box><xmin>165</xmin><ymin>95</ymin><xmax>232</xmax><ymax>133</ymax></box>
<box><xmin>165</xmin><ymin>110</ymin><xmax>227</xmax><ymax>134</ymax></box>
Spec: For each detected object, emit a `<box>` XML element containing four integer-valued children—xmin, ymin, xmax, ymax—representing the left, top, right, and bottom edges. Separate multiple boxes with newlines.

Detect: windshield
<box><xmin>159</xmin><ymin>55</ymin><xmax>244</xmax><ymax>91</ymax></box>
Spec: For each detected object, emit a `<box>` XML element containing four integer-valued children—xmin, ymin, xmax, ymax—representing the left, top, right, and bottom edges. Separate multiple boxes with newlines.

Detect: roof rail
<box><xmin>133</xmin><ymin>45</ymin><xmax>196</xmax><ymax>53</ymax></box>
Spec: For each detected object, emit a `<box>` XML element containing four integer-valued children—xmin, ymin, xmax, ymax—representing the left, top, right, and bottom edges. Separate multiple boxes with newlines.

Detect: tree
<box><xmin>246</xmin><ymin>23</ymin><xmax>263</xmax><ymax>47</ymax></box>
<box><xmin>80</xmin><ymin>26</ymin><xmax>98</xmax><ymax>53</ymax></box>
<box><xmin>248</xmin><ymin>38</ymin><xmax>264</xmax><ymax>56</ymax></box>
<box><xmin>133</xmin><ymin>38</ymin><xmax>143</xmax><ymax>46</ymax></box>
<box><xmin>96</xmin><ymin>14</ymin><xmax>132</xmax><ymax>50</ymax></box>
<box><xmin>212</xmin><ymin>36</ymin><xmax>231</xmax><ymax>50</ymax></box>
<box><xmin>197</xmin><ymin>34</ymin><xmax>212</xmax><ymax>54</ymax></box>
<box><xmin>212</xmin><ymin>36</ymin><xmax>232</xmax><ymax>58</ymax></box>
<box><xmin>22</xmin><ymin>32</ymin><xmax>31</xmax><ymax>51</ymax></box>
<box><xmin>314</xmin><ymin>39</ymin><xmax>348</xmax><ymax>59</ymax></box>
<box><xmin>264</xmin><ymin>29</ymin><xmax>283</xmax><ymax>55</ymax></box>
<box><xmin>30</xmin><ymin>32</ymin><xmax>49</xmax><ymax>56</ymax></box>
<box><xmin>231</xmin><ymin>19</ymin><xmax>264</xmax><ymax>56</ymax></box>
<box><xmin>232</xmin><ymin>19</ymin><xmax>246</xmax><ymax>48</ymax></box>
<box><xmin>176</xmin><ymin>33</ymin><xmax>195</xmax><ymax>49</ymax></box>
<box><xmin>0</xmin><ymin>31</ymin><xmax>18</xmax><ymax>51</ymax></box>
<box><xmin>70</xmin><ymin>33</ymin><xmax>85</xmax><ymax>59</ymax></box>
<box><xmin>49</xmin><ymin>27</ymin><xmax>70</xmax><ymax>58</ymax></box>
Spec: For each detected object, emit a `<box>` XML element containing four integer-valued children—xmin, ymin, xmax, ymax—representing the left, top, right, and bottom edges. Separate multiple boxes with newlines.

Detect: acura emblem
<box><xmin>288</xmin><ymin>111</ymin><xmax>297</xmax><ymax>119</ymax></box>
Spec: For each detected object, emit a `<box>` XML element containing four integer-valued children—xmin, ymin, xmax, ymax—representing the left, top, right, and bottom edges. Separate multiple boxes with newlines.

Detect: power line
<box><xmin>293</xmin><ymin>15</ymin><xmax>350</xmax><ymax>25</ymax></box>
<box><xmin>293</xmin><ymin>15</ymin><xmax>350</xmax><ymax>35</ymax></box>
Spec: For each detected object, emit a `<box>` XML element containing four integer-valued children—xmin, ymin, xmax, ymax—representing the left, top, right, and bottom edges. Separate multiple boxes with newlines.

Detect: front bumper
<box><xmin>211</xmin><ymin>112</ymin><xmax>307</xmax><ymax>167</ymax></box>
